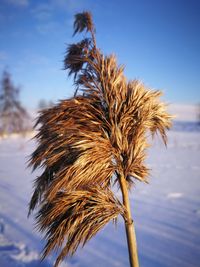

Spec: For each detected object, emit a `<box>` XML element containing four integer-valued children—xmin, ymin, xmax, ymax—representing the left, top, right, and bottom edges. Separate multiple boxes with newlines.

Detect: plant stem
<box><xmin>119</xmin><ymin>172</ymin><xmax>139</xmax><ymax>267</ymax></box>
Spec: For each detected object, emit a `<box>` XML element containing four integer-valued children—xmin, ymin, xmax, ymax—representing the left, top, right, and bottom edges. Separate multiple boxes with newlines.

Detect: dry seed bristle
<box><xmin>28</xmin><ymin>10</ymin><xmax>172</xmax><ymax>267</ymax></box>
<box><xmin>37</xmin><ymin>187</ymin><xmax>125</xmax><ymax>267</ymax></box>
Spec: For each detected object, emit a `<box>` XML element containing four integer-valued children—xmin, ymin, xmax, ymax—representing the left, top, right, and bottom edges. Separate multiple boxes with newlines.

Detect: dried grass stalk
<box><xmin>37</xmin><ymin>187</ymin><xmax>125</xmax><ymax>267</ymax></box>
<box><xmin>28</xmin><ymin>11</ymin><xmax>172</xmax><ymax>267</ymax></box>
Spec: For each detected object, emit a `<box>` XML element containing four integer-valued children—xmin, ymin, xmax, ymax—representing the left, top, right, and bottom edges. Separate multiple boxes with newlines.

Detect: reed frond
<box><xmin>29</xmin><ymin>10</ymin><xmax>172</xmax><ymax>266</ymax></box>
<box><xmin>36</xmin><ymin>187</ymin><xmax>125</xmax><ymax>267</ymax></box>
<box><xmin>73</xmin><ymin>11</ymin><xmax>94</xmax><ymax>36</ymax></box>
<box><xmin>28</xmin><ymin>96</ymin><xmax>115</xmax><ymax>212</ymax></box>
<box><xmin>69</xmin><ymin>50</ymin><xmax>172</xmax><ymax>184</ymax></box>
<box><xmin>64</xmin><ymin>38</ymin><xmax>91</xmax><ymax>78</ymax></box>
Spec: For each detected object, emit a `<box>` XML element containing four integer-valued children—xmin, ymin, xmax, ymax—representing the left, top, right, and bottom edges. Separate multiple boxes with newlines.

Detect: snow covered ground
<box><xmin>0</xmin><ymin>123</ymin><xmax>200</xmax><ymax>267</ymax></box>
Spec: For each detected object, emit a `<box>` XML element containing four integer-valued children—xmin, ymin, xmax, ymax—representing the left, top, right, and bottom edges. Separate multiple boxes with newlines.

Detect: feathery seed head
<box><xmin>28</xmin><ymin>10</ymin><xmax>172</xmax><ymax>266</ymax></box>
<box><xmin>73</xmin><ymin>12</ymin><xmax>94</xmax><ymax>36</ymax></box>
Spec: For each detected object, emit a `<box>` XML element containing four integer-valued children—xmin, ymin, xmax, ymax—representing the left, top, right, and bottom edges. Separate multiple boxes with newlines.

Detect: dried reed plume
<box><xmin>28</xmin><ymin>11</ymin><xmax>172</xmax><ymax>267</ymax></box>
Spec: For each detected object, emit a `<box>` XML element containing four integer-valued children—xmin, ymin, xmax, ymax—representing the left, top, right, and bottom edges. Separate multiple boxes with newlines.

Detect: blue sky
<box><xmin>0</xmin><ymin>0</ymin><xmax>199</xmax><ymax>108</ymax></box>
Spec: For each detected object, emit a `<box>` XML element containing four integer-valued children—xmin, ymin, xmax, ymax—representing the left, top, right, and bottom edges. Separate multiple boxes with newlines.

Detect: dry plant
<box><xmin>28</xmin><ymin>11</ymin><xmax>172</xmax><ymax>267</ymax></box>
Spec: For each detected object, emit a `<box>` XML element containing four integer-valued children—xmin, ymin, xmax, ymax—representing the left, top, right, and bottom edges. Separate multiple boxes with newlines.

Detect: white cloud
<box><xmin>6</xmin><ymin>0</ymin><xmax>29</xmax><ymax>7</ymax></box>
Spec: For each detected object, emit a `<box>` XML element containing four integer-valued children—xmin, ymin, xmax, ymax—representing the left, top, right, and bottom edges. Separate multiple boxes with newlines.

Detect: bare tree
<box><xmin>28</xmin><ymin>12</ymin><xmax>172</xmax><ymax>267</ymax></box>
<box><xmin>0</xmin><ymin>70</ymin><xmax>30</xmax><ymax>135</ymax></box>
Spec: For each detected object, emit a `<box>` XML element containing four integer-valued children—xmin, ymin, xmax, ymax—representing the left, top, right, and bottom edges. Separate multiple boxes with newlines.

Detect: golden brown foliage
<box><xmin>37</xmin><ymin>187</ymin><xmax>125</xmax><ymax>267</ymax></box>
<box><xmin>73</xmin><ymin>11</ymin><xmax>94</xmax><ymax>36</ymax></box>
<box><xmin>29</xmin><ymin>11</ymin><xmax>172</xmax><ymax>266</ymax></box>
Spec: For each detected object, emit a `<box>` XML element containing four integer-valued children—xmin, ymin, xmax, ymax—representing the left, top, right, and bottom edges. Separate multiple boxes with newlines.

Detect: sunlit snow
<box><xmin>0</xmin><ymin>122</ymin><xmax>200</xmax><ymax>267</ymax></box>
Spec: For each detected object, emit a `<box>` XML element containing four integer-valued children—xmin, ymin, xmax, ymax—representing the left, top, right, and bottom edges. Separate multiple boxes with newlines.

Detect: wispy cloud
<box><xmin>6</xmin><ymin>0</ymin><xmax>29</xmax><ymax>7</ymax></box>
<box><xmin>31</xmin><ymin>0</ymin><xmax>84</xmax><ymax>22</ymax></box>
<box><xmin>31</xmin><ymin>0</ymin><xmax>90</xmax><ymax>35</ymax></box>
<box><xmin>49</xmin><ymin>0</ymin><xmax>90</xmax><ymax>13</ymax></box>
<box><xmin>31</xmin><ymin>3</ymin><xmax>53</xmax><ymax>21</ymax></box>
<box><xmin>36</xmin><ymin>21</ymin><xmax>61</xmax><ymax>35</ymax></box>
<box><xmin>31</xmin><ymin>2</ymin><xmax>62</xmax><ymax>35</ymax></box>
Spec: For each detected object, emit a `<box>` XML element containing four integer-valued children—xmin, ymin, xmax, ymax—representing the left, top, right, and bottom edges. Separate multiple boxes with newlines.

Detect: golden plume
<box><xmin>29</xmin><ymin>11</ymin><xmax>172</xmax><ymax>267</ymax></box>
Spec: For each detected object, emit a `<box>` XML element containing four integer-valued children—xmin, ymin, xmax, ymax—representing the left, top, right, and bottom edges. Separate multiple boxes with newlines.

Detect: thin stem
<box><xmin>91</xmin><ymin>29</ymin><xmax>97</xmax><ymax>49</ymax></box>
<box><xmin>119</xmin><ymin>172</ymin><xmax>139</xmax><ymax>267</ymax></box>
